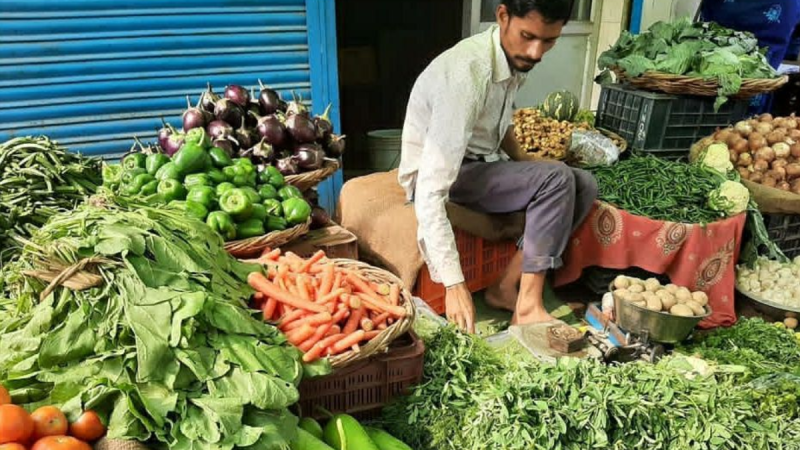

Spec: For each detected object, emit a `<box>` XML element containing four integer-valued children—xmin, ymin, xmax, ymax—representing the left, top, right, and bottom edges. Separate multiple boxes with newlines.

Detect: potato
<box><xmin>628</xmin><ymin>284</ymin><xmax>645</xmax><ymax>294</ymax></box>
<box><xmin>642</xmin><ymin>291</ymin><xmax>658</xmax><ymax>302</ymax></box>
<box><xmin>644</xmin><ymin>278</ymin><xmax>661</xmax><ymax>292</ymax></box>
<box><xmin>645</xmin><ymin>297</ymin><xmax>663</xmax><ymax>312</ymax></box>
<box><xmin>613</xmin><ymin>288</ymin><xmax>629</xmax><ymax>298</ymax></box>
<box><xmin>691</xmin><ymin>291</ymin><xmax>709</xmax><ymax>306</ymax></box>
<box><xmin>613</xmin><ymin>275</ymin><xmax>631</xmax><ymax>289</ymax></box>
<box><xmin>685</xmin><ymin>301</ymin><xmax>706</xmax><ymax>316</ymax></box>
<box><xmin>656</xmin><ymin>290</ymin><xmax>675</xmax><ymax>302</ymax></box>
<box><xmin>665</xmin><ymin>284</ymin><xmax>679</xmax><ymax>294</ymax></box>
<box><xmin>670</xmin><ymin>304</ymin><xmax>694</xmax><ymax>317</ymax></box>
<box><xmin>630</xmin><ymin>301</ymin><xmax>646</xmax><ymax>308</ymax></box>
<box><xmin>785</xmin><ymin>317</ymin><xmax>798</xmax><ymax>329</ymax></box>
<box><xmin>675</xmin><ymin>287</ymin><xmax>692</xmax><ymax>303</ymax></box>
<box><xmin>628</xmin><ymin>293</ymin><xmax>644</xmax><ymax>303</ymax></box>
<box><xmin>660</xmin><ymin>295</ymin><xmax>678</xmax><ymax>311</ymax></box>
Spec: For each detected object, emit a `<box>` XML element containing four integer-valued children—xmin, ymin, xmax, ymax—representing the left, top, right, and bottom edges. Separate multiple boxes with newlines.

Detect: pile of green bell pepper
<box><xmin>103</xmin><ymin>132</ymin><xmax>313</xmax><ymax>242</ymax></box>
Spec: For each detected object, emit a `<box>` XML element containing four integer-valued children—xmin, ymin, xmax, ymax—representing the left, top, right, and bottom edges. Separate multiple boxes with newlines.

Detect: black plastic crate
<box><xmin>763</xmin><ymin>213</ymin><xmax>800</xmax><ymax>259</ymax></box>
<box><xmin>596</xmin><ymin>84</ymin><xmax>749</xmax><ymax>160</ymax></box>
<box><xmin>582</xmin><ymin>266</ymin><xmax>671</xmax><ymax>295</ymax></box>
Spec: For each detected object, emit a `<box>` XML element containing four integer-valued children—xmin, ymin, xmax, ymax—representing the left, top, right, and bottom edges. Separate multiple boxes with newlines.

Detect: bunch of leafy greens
<box><xmin>382</xmin><ymin>325</ymin><xmax>800</xmax><ymax>450</ymax></box>
<box><xmin>0</xmin><ymin>197</ymin><xmax>329</xmax><ymax>450</ymax></box>
<box><xmin>597</xmin><ymin>19</ymin><xmax>778</xmax><ymax>110</ymax></box>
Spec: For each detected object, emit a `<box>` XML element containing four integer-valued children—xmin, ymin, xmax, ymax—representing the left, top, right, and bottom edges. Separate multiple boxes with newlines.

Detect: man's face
<box><xmin>496</xmin><ymin>5</ymin><xmax>564</xmax><ymax>72</ymax></box>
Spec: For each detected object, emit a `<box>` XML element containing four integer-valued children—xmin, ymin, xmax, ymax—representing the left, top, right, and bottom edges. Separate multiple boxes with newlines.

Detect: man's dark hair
<box><xmin>501</xmin><ymin>0</ymin><xmax>574</xmax><ymax>24</ymax></box>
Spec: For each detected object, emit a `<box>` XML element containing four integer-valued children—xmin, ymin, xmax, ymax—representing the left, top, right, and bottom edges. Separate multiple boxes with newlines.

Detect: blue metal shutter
<box><xmin>1</xmin><ymin>0</ymin><xmax>343</xmax><ymax>209</ymax></box>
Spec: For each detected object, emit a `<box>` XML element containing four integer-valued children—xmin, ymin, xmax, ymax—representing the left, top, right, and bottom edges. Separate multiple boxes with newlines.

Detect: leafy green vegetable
<box><xmin>0</xmin><ymin>195</ymin><xmax>329</xmax><ymax>449</ymax></box>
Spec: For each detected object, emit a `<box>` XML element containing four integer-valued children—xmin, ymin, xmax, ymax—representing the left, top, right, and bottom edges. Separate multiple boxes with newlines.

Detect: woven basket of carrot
<box><xmin>245</xmin><ymin>249</ymin><xmax>415</xmax><ymax>369</ymax></box>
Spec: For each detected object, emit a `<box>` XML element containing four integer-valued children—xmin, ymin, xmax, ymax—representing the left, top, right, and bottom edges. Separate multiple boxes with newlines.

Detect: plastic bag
<box><xmin>568</xmin><ymin>129</ymin><xmax>620</xmax><ymax>166</ymax></box>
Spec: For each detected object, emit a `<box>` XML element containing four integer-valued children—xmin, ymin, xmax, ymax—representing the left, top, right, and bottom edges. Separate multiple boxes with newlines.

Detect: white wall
<box><xmin>640</xmin><ymin>0</ymin><xmax>701</xmax><ymax>30</ymax></box>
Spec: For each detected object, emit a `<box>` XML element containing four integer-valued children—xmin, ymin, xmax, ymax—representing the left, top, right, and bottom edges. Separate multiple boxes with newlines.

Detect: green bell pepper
<box><xmin>240</xmin><ymin>187</ymin><xmax>262</xmax><ymax>205</ymax></box>
<box><xmin>184</xmin><ymin>173</ymin><xmax>211</xmax><ymax>190</ymax></box>
<box><xmin>140</xmin><ymin>179</ymin><xmax>159</xmax><ymax>196</ymax></box>
<box><xmin>173</xmin><ymin>143</ymin><xmax>208</xmax><ymax>175</ymax></box>
<box><xmin>207</xmin><ymin>168</ymin><xmax>227</xmax><ymax>185</ymax></box>
<box><xmin>220</xmin><ymin>188</ymin><xmax>254</xmax><ymax>219</ymax></box>
<box><xmin>102</xmin><ymin>163</ymin><xmax>123</xmax><ymax>189</ymax></box>
<box><xmin>259</xmin><ymin>165</ymin><xmax>286</xmax><ymax>189</ymax></box>
<box><xmin>122</xmin><ymin>153</ymin><xmax>147</xmax><ymax>172</ymax></box>
<box><xmin>282</xmin><ymin>198</ymin><xmax>312</xmax><ymax>225</ymax></box>
<box><xmin>123</xmin><ymin>173</ymin><xmax>155</xmax><ymax>196</ymax></box>
<box><xmin>207</xmin><ymin>211</ymin><xmax>237</xmax><ymax>241</ymax></box>
<box><xmin>278</xmin><ymin>185</ymin><xmax>303</xmax><ymax>201</ymax></box>
<box><xmin>258</xmin><ymin>184</ymin><xmax>279</xmax><ymax>201</ymax></box>
<box><xmin>233</xmin><ymin>172</ymin><xmax>257</xmax><ymax>188</ymax></box>
<box><xmin>184</xmin><ymin>127</ymin><xmax>211</xmax><ymax>149</ymax></box>
<box><xmin>223</xmin><ymin>164</ymin><xmax>245</xmax><ymax>180</ymax></box>
<box><xmin>263</xmin><ymin>198</ymin><xmax>283</xmax><ymax>217</ymax></box>
<box><xmin>209</xmin><ymin>146</ymin><xmax>233</xmax><ymax>168</ymax></box>
<box><xmin>185</xmin><ymin>201</ymin><xmax>209</xmax><ymax>221</ymax></box>
<box><xmin>157</xmin><ymin>179</ymin><xmax>187</xmax><ymax>203</ymax></box>
<box><xmin>236</xmin><ymin>218</ymin><xmax>266</xmax><ymax>239</ymax></box>
<box><xmin>234</xmin><ymin>158</ymin><xmax>255</xmax><ymax>168</ymax></box>
<box><xmin>265</xmin><ymin>215</ymin><xmax>288</xmax><ymax>232</ymax></box>
<box><xmin>216</xmin><ymin>182</ymin><xmax>236</xmax><ymax>197</ymax></box>
<box><xmin>187</xmin><ymin>185</ymin><xmax>217</xmax><ymax>210</ymax></box>
<box><xmin>146</xmin><ymin>153</ymin><xmax>171</xmax><ymax>176</ymax></box>
<box><xmin>155</xmin><ymin>162</ymin><xmax>182</xmax><ymax>181</ymax></box>
<box><xmin>249</xmin><ymin>203</ymin><xmax>268</xmax><ymax>222</ymax></box>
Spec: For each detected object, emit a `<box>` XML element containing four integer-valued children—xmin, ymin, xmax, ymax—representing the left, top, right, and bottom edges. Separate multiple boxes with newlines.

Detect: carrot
<box><xmin>261</xmin><ymin>298</ymin><xmax>278</xmax><ymax>321</ymax></box>
<box><xmin>359</xmin><ymin>294</ymin><xmax>407</xmax><ymax>318</ymax></box>
<box><xmin>360</xmin><ymin>318</ymin><xmax>374</xmax><ymax>332</ymax></box>
<box><xmin>282</xmin><ymin>311</ymin><xmax>333</xmax><ymax>332</ymax></box>
<box><xmin>348</xmin><ymin>295</ymin><xmax>361</xmax><ymax>310</ymax></box>
<box><xmin>336</xmin><ymin>302</ymin><xmax>349</xmax><ymax>312</ymax></box>
<box><xmin>298</xmin><ymin>322</ymin><xmax>333</xmax><ymax>352</ymax></box>
<box><xmin>332</xmin><ymin>308</ymin><xmax>349</xmax><ymax>324</ymax></box>
<box><xmin>302</xmin><ymin>343</ymin><xmax>325</xmax><ymax>363</ymax></box>
<box><xmin>364</xmin><ymin>330</ymin><xmax>381</xmax><ymax>340</ymax></box>
<box><xmin>351</xmin><ymin>344</ymin><xmax>361</xmax><ymax>353</ymax></box>
<box><xmin>248</xmin><ymin>272</ymin><xmax>328</xmax><ymax>313</ymax></box>
<box><xmin>318</xmin><ymin>264</ymin><xmax>335</xmax><ymax>297</ymax></box>
<box><xmin>389</xmin><ymin>284</ymin><xmax>400</xmax><ymax>306</ymax></box>
<box><xmin>331</xmin><ymin>330</ymin><xmax>366</xmax><ymax>354</ymax></box>
<box><xmin>263</xmin><ymin>248</ymin><xmax>281</xmax><ymax>260</ymax></box>
<box><xmin>343</xmin><ymin>307</ymin><xmax>364</xmax><ymax>334</ymax></box>
<box><xmin>332</xmin><ymin>272</ymin><xmax>343</xmax><ymax>290</ymax></box>
<box><xmin>286</xmin><ymin>324</ymin><xmax>315</xmax><ymax>346</ymax></box>
<box><xmin>326</xmin><ymin>325</ymin><xmax>341</xmax><ymax>337</ymax></box>
<box><xmin>278</xmin><ymin>309</ymin><xmax>306</xmax><ymax>329</ymax></box>
<box><xmin>377</xmin><ymin>323</ymin><xmax>387</xmax><ymax>330</ymax></box>
<box><xmin>300</xmin><ymin>250</ymin><xmax>326</xmax><ymax>273</ymax></box>
<box><xmin>372</xmin><ymin>311</ymin><xmax>390</xmax><ymax>327</ymax></box>
<box><xmin>347</xmin><ymin>273</ymin><xmax>381</xmax><ymax>298</ymax></box>
<box><xmin>296</xmin><ymin>275</ymin><xmax>311</xmax><ymax>301</ymax></box>
<box><xmin>317</xmin><ymin>288</ymin><xmax>345</xmax><ymax>304</ymax></box>
<box><xmin>316</xmin><ymin>333</ymin><xmax>345</xmax><ymax>352</ymax></box>
<box><xmin>370</xmin><ymin>282</ymin><xmax>390</xmax><ymax>296</ymax></box>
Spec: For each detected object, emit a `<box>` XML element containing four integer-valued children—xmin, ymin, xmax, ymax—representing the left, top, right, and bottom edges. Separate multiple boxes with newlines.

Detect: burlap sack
<box><xmin>94</xmin><ymin>439</ymin><xmax>149</xmax><ymax>450</ymax></box>
<box><xmin>336</xmin><ymin>170</ymin><xmax>524</xmax><ymax>288</ymax></box>
<box><xmin>743</xmin><ymin>179</ymin><xmax>800</xmax><ymax>214</ymax></box>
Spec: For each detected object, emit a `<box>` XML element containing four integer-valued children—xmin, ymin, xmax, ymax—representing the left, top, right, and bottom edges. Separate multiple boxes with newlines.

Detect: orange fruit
<box><xmin>0</xmin><ymin>404</ymin><xmax>34</xmax><ymax>445</ymax></box>
<box><xmin>0</xmin><ymin>443</ymin><xmax>28</xmax><ymax>450</ymax></box>
<box><xmin>31</xmin><ymin>436</ymin><xmax>90</xmax><ymax>450</ymax></box>
<box><xmin>30</xmin><ymin>407</ymin><xmax>67</xmax><ymax>441</ymax></box>
<box><xmin>67</xmin><ymin>411</ymin><xmax>105</xmax><ymax>443</ymax></box>
<box><xmin>0</xmin><ymin>385</ymin><xmax>10</xmax><ymax>406</ymax></box>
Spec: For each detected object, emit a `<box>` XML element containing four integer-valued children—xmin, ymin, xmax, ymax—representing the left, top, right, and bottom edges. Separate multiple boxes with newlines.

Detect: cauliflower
<box><xmin>708</xmin><ymin>180</ymin><xmax>750</xmax><ymax>216</ymax></box>
<box><xmin>698</xmin><ymin>143</ymin><xmax>734</xmax><ymax>174</ymax></box>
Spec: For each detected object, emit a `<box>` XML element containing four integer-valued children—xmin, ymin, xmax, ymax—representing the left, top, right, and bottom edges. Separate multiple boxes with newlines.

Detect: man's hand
<box><xmin>445</xmin><ymin>283</ymin><xmax>476</xmax><ymax>333</ymax></box>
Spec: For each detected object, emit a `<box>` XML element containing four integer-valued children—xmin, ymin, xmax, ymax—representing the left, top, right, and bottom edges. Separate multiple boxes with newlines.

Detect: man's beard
<box><xmin>511</xmin><ymin>56</ymin><xmax>540</xmax><ymax>72</ymax></box>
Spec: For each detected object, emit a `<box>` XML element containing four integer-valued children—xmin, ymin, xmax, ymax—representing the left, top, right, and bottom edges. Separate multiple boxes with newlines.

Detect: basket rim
<box><xmin>284</xmin><ymin>159</ymin><xmax>340</xmax><ymax>190</ymax></box>
<box><xmin>735</xmin><ymin>282</ymin><xmax>800</xmax><ymax>314</ymax></box>
<box><xmin>612</xmin><ymin>67</ymin><xmax>789</xmax><ymax>97</ymax></box>
<box><xmin>224</xmin><ymin>218</ymin><xmax>311</xmax><ymax>256</ymax></box>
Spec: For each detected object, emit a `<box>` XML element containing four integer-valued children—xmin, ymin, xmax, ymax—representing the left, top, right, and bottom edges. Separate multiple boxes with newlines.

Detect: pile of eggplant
<box><xmin>158</xmin><ymin>81</ymin><xmax>344</xmax><ymax>177</ymax></box>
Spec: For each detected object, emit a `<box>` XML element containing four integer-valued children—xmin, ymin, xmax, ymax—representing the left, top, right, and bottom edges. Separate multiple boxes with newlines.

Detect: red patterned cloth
<box><xmin>555</xmin><ymin>202</ymin><xmax>747</xmax><ymax>328</ymax></box>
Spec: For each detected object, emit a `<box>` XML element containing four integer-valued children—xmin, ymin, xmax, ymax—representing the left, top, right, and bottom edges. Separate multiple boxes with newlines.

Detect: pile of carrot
<box><xmin>246</xmin><ymin>248</ymin><xmax>406</xmax><ymax>363</ymax></box>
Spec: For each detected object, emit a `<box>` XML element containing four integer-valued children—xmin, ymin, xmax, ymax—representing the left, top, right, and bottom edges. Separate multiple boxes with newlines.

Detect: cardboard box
<box><xmin>280</xmin><ymin>225</ymin><xmax>358</xmax><ymax>260</ymax></box>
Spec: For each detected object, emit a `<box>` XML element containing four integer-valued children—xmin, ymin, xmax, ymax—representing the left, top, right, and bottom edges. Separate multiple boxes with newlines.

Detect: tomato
<box><xmin>0</xmin><ymin>404</ymin><xmax>34</xmax><ymax>445</ymax></box>
<box><xmin>67</xmin><ymin>411</ymin><xmax>105</xmax><ymax>443</ymax></box>
<box><xmin>31</xmin><ymin>436</ymin><xmax>90</xmax><ymax>450</ymax></box>
<box><xmin>0</xmin><ymin>385</ymin><xmax>10</xmax><ymax>405</ymax></box>
<box><xmin>30</xmin><ymin>407</ymin><xmax>67</xmax><ymax>441</ymax></box>
<box><xmin>0</xmin><ymin>444</ymin><xmax>27</xmax><ymax>450</ymax></box>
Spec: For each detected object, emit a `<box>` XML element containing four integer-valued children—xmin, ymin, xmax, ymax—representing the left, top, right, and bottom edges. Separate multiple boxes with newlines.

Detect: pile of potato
<box><xmin>513</xmin><ymin>108</ymin><xmax>592</xmax><ymax>160</ymax></box>
<box><xmin>611</xmin><ymin>276</ymin><xmax>709</xmax><ymax>317</ymax></box>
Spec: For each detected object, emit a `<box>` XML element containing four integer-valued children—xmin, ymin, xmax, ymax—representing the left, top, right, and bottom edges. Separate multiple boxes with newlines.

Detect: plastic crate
<box><xmin>596</xmin><ymin>84</ymin><xmax>749</xmax><ymax>160</ymax></box>
<box><xmin>582</xmin><ymin>266</ymin><xmax>670</xmax><ymax>295</ymax></box>
<box><xmin>296</xmin><ymin>332</ymin><xmax>424</xmax><ymax>421</ymax></box>
<box><xmin>413</xmin><ymin>228</ymin><xmax>518</xmax><ymax>314</ymax></box>
<box><xmin>763</xmin><ymin>213</ymin><xmax>800</xmax><ymax>259</ymax></box>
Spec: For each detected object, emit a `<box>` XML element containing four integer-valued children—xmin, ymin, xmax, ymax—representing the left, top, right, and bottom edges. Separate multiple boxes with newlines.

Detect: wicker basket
<box><xmin>613</xmin><ymin>68</ymin><xmax>788</xmax><ymax>98</ymax></box>
<box><xmin>599</xmin><ymin>128</ymin><xmax>628</xmax><ymax>154</ymax></box>
<box><xmin>327</xmin><ymin>259</ymin><xmax>416</xmax><ymax>369</ymax></box>
<box><xmin>225</xmin><ymin>218</ymin><xmax>311</xmax><ymax>258</ymax></box>
<box><xmin>285</xmin><ymin>159</ymin><xmax>340</xmax><ymax>192</ymax></box>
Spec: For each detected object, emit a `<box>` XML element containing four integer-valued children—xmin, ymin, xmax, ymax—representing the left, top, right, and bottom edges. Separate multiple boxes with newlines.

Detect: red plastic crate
<box><xmin>413</xmin><ymin>228</ymin><xmax>518</xmax><ymax>314</ymax></box>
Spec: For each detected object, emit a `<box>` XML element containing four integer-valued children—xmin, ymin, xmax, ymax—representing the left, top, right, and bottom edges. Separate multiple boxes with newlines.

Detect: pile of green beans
<box><xmin>588</xmin><ymin>155</ymin><xmax>727</xmax><ymax>223</ymax></box>
<box><xmin>0</xmin><ymin>136</ymin><xmax>101</xmax><ymax>261</ymax></box>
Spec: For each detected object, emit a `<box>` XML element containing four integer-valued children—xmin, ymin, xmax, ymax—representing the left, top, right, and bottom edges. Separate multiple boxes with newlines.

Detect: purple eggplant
<box><xmin>294</xmin><ymin>143</ymin><xmax>325</xmax><ymax>170</ymax></box>
<box><xmin>157</xmin><ymin>119</ymin><xmax>175</xmax><ymax>149</ymax></box>
<box><xmin>214</xmin><ymin>98</ymin><xmax>244</xmax><ymax>127</ymax></box>
<box><xmin>240</xmin><ymin>138</ymin><xmax>275</xmax><ymax>164</ymax></box>
<box><xmin>257</xmin><ymin>79</ymin><xmax>284</xmax><ymax>115</ymax></box>
<box><xmin>285</xmin><ymin>113</ymin><xmax>317</xmax><ymax>144</ymax></box>
<box><xmin>256</xmin><ymin>113</ymin><xmax>287</xmax><ymax>148</ymax></box>
<box><xmin>276</xmin><ymin>156</ymin><xmax>300</xmax><ymax>175</ymax></box>
<box><xmin>212</xmin><ymin>137</ymin><xmax>239</xmax><ymax>156</ymax></box>
<box><xmin>224</xmin><ymin>84</ymin><xmax>250</xmax><ymax>107</ymax></box>
<box><xmin>183</xmin><ymin>96</ymin><xmax>209</xmax><ymax>131</ymax></box>
<box><xmin>325</xmin><ymin>134</ymin><xmax>346</xmax><ymax>158</ymax></box>
<box><xmin>286</xmin><ymin>91</ymin><xmax>309</xmax><ymax>117</ymax></box>
<box><xmin>310</xmin><ymin>206</ymin><xmax>330</xmax><ymax>229</ymax></box>
<box><xmin>313</xmin><ymin>104</ymin><xmax>334</xmax><ymax>141</ymax></box>
<box><xmin>162</xmin><ymin>131</ymin><xmax>185</xmax><ymax>156</ymax></box>
<box><xmin>277</xmin><ymin>149</ymin><xmax>293</xmax><ymax>160</ymax></box>
<box><xmin>303</xmin><ymin>188</ymin><xmax>319</xmax><ymax>205</ymax></box>
<box><xmin>207</xmin><ymin>120</ymin><xmax>234</xmax><ymax>140</ymax></box>
<box><xmin>234</xmin><ymin>118</ymin><xmax>258</xmax><ymax>150</ymax></box>
<box><xmin>199</xmin><ymin>83</ymin><xmax>220</xmax><ymax>113</ymax></box>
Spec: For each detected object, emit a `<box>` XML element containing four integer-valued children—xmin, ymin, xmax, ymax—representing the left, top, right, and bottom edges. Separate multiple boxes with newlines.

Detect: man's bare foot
<box><xmin>485</xmin><ymin>283</ymin><xmax>517</xmax><ymax>312</ymax></box>
<box><xmin>512</xmin><ymin>308</ymin><xmax>555</xmax><ymax>325</ymax></box>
